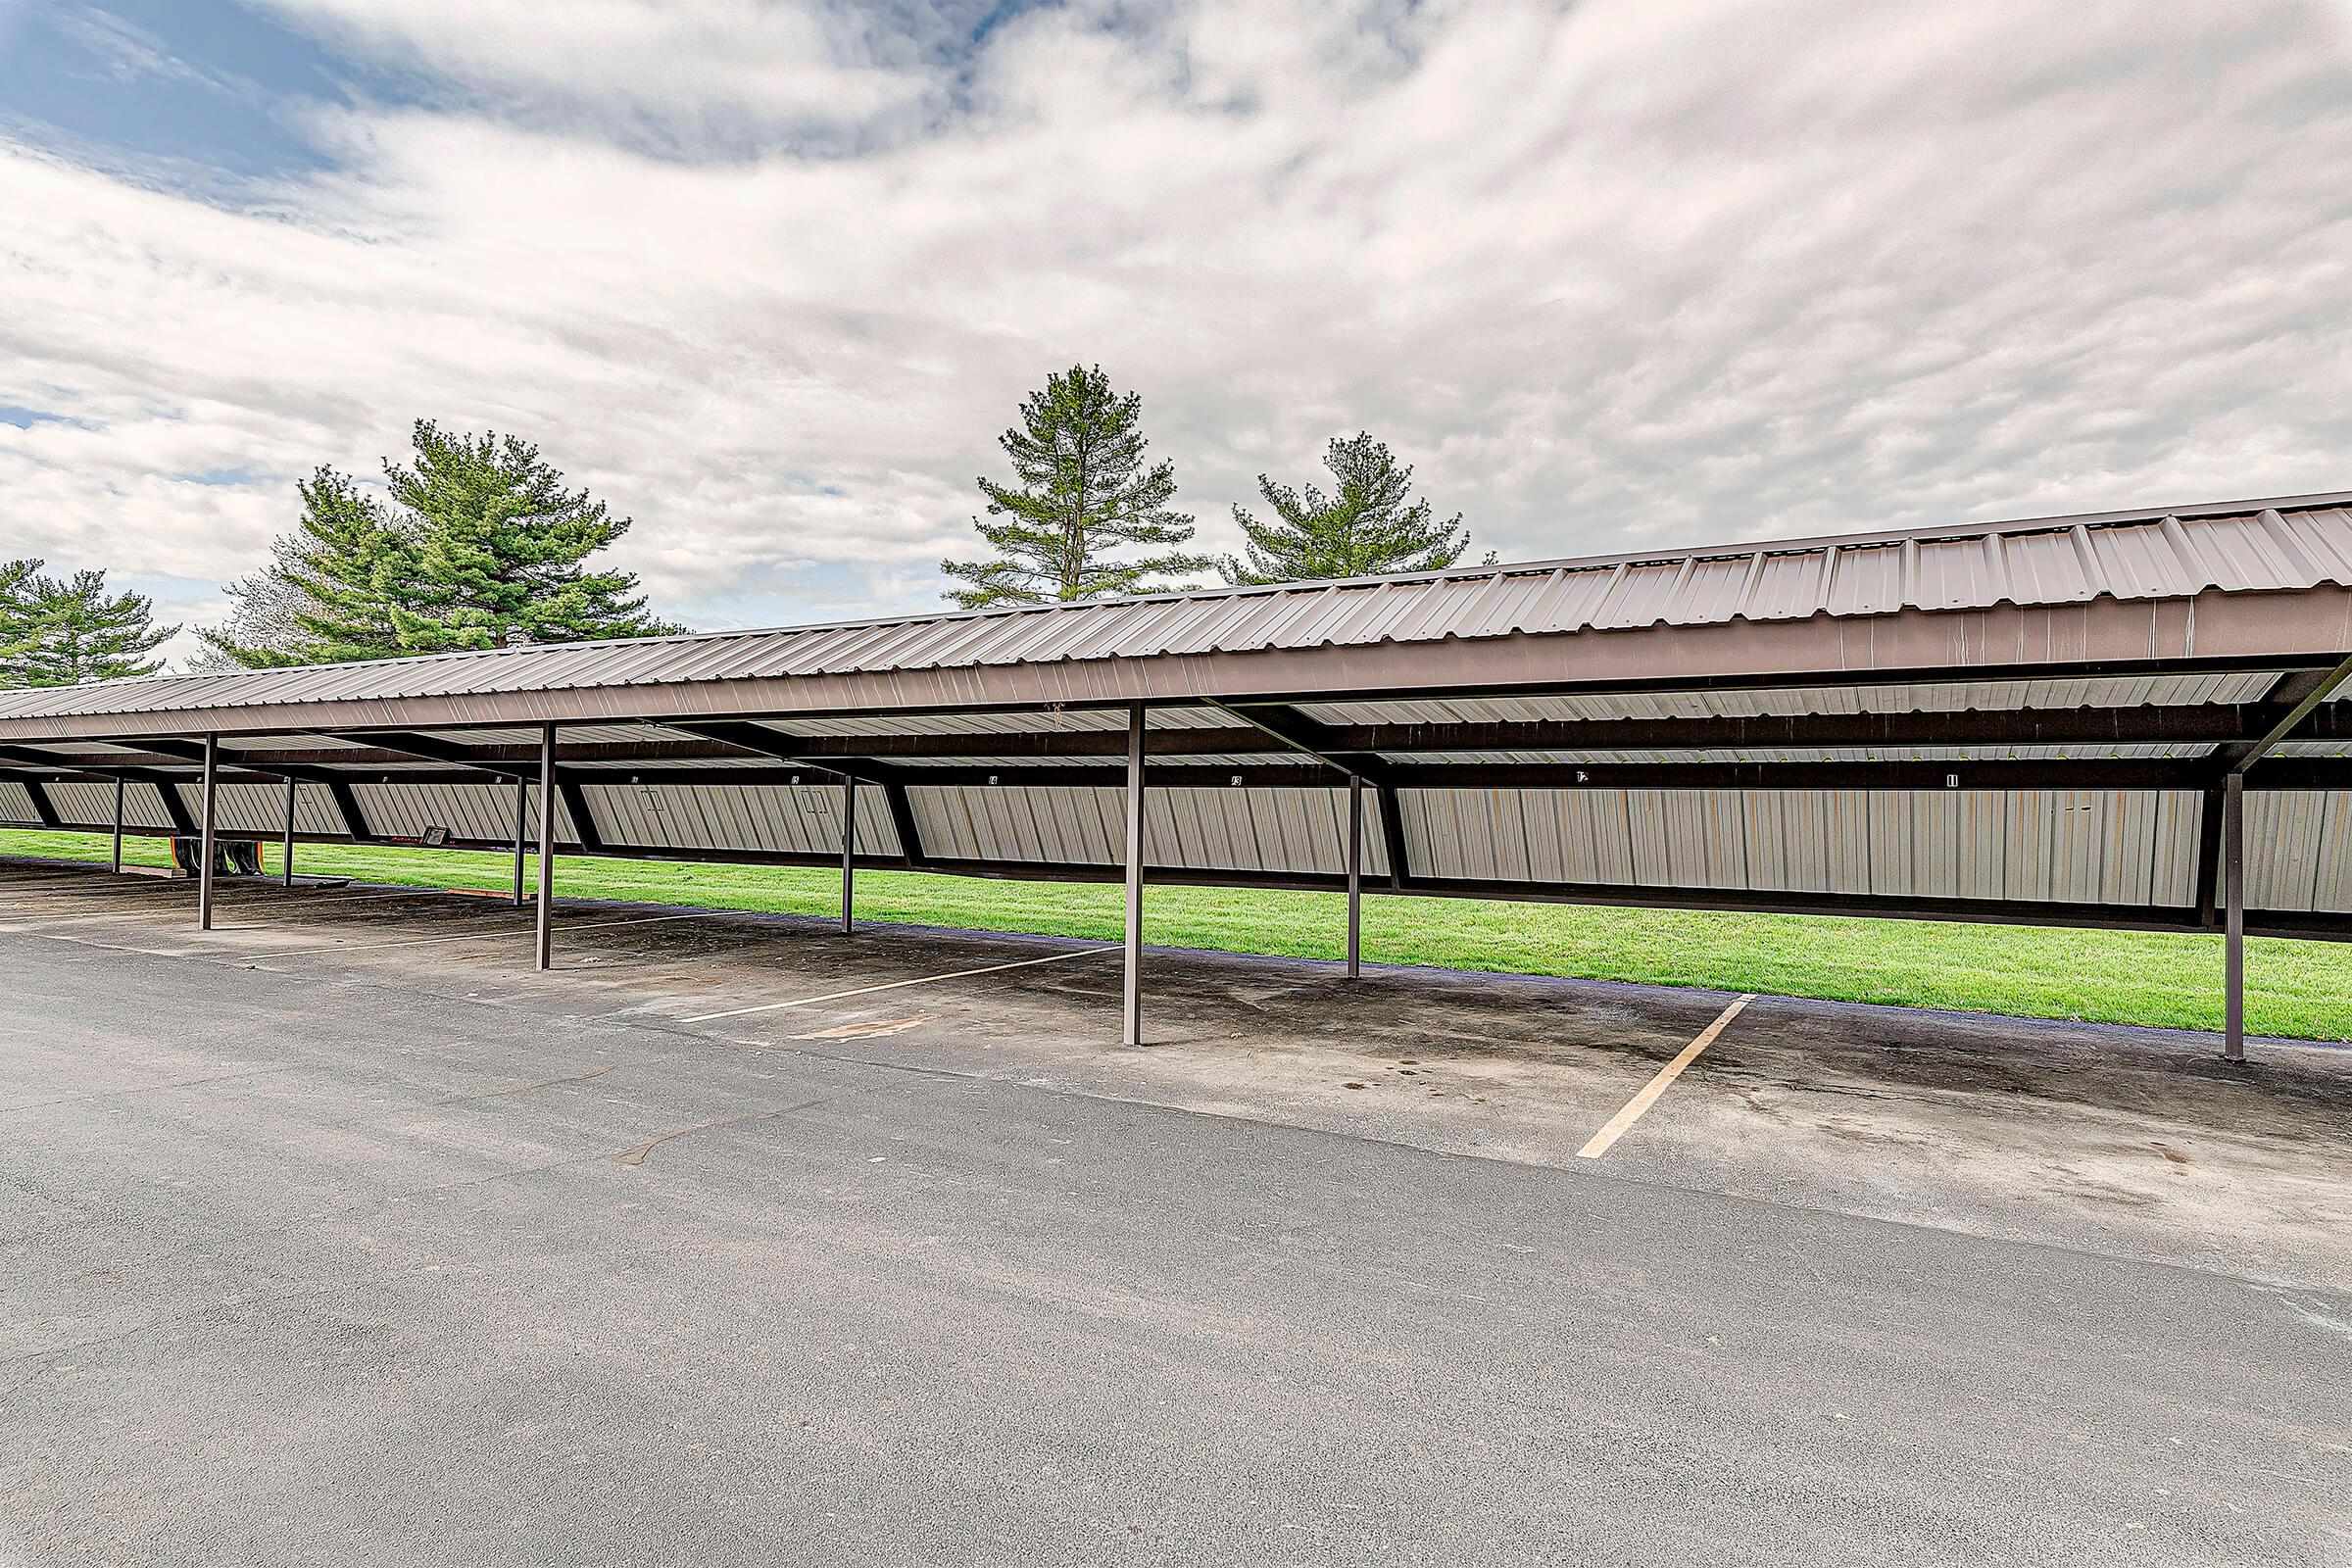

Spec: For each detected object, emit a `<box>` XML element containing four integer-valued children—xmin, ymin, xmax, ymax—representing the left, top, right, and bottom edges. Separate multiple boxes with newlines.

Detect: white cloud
<box><xmin>3</xmin><ymin>0</ymin><xmax>2350</xmax><ymax>668</ymax></box>
<box><xmin>255</xmin><ymin>0</ymin><xmax>931</xmax><ymax>152</ymax></box>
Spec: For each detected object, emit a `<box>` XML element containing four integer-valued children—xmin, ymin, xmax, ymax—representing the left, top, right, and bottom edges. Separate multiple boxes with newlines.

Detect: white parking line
<box><xmin>1575</xmin><ymin>993</ymin><xmax>1756</xmax><ymax>1160</ymax></box>
<box><xmin>681</xmin><ymin>945</ymin><xmax>1115</xmax><ymax>1024</ymax></box>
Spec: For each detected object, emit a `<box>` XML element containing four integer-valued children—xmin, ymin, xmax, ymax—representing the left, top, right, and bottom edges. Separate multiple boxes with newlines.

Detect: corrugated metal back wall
<box><xmin>12</xmin><ymin>778</ymin><xmax>2350</xmax><ymax>915</ymax></box>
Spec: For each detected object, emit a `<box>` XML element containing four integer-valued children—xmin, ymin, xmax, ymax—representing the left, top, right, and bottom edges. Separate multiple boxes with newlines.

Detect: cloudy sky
<box><xmin>3</xmin><ymin>0</ymin><xmax>2349</xmax><ymax>666</ymax></box>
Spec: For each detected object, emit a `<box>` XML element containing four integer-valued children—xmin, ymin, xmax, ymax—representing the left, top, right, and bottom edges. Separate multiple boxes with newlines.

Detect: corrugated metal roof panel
<box><xmin>1999</xmin><ymin>528</ymin><xmax>2098</xmax><ymax>604</ymax></box>
<box><xmin>1826</xmin><ymin>544</ymin><xmax>1904</xmax><ymax>617</ymax></box>
<box><xmin>1295</xmin><ymin>671</ymin><xmax>2292</xmax><ymax>727</ymax></box>
<box><xmin>219</xmin><ymin>732</ymin><xmax>373</xmax><ymax>751</ymax></box>
<box><xmin>1674</xmin><ymin>554</ymin><xmax>1760</xmax><ymax>624</ymax></box>
<box><xmin>1748</xmin><ymin>550</ymin><xmax>1830</xmax><ymax>620</ymax></box>
<box><xmin>1914</xmin><ymin>536</ymin><xmax>1993</xmax><ymax>611</ymax></box>
<box><xmin>3</xmin><ymin>492</ymin><xmax>2347</xmax><ymax>728</ymax></box>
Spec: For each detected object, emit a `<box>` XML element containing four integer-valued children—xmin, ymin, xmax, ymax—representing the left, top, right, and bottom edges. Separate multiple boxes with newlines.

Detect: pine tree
<box><xmin>0</xmin><ymin>565</ymin><xmax>175</xmax><ymax>686</ymax></box>
<box><xmin>0</xmin><ymin>559</ymin><xmax>44</xmax><ymax>686</ymax></box>
<box><xmin>199</xmin><ymin>467</ymin><xmax>413</xmax><ymax>667</ymax></box>
<box><xmin>192</xmin><ymin>525</ymin><xmax>345</xmax><ymax>671</ymax></box>
<box><xmin>1221</xmin><ymin>433</ymin><xmax>1471</xmax><ymax>586</ymax></box>
<box><xmin>383</xmin><ymin>421</ymin><xmax>679</xmax><ymax>651</ymax></box>
<box><xmin>200</xmin><ymin>423</ymin><xmax>678</xmax><ymax>667</ymax></box>
<box><xmin>944</xmin><ymin>366</ymin><xmax>1212</xmax><ymax>608</ymax></box>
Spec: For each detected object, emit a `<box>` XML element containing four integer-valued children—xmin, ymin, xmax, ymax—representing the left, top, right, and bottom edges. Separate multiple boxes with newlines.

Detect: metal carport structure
<box><xmin>3</xmin><ymin>490</ymin><xmax>2349</xmax><ymax>1060</ymax></box>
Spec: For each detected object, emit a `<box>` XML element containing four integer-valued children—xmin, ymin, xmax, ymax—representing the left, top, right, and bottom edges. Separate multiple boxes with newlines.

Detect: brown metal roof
<box><xmin>2</xmin><ymin>491</ymin><xmax>2349</xmax><ymax>738</ymax></box>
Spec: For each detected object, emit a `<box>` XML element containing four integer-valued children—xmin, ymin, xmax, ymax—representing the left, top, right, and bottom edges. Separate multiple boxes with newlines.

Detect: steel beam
<box><xmin>23</xmin><ymin>779</ymin><xmax>58</xmax><ymax>828</ymax></box>
<box><xmin>0</xmin><ymin>742</ymin><xmax>108</xmax><ymax>777</ymax></box>
<box><xmin>137</xmin><ymin>736</ymin><xmax>352</xmax><ymax>793</ymax></box>
<box><xmin>323</xmin><ymin>730</ymin><xmax>535</xmax><ymax>779</ymax></box>
<box><xmin>282</xmin><ymin>776</ymin><xmax>297</xmax><ymax>887</ymax></box>
<box><xmin>110</xmin><ymin>776</ymin><xmax>124</xmax><ymax>873</ymax></box>
<box><xmin>1377</xmin><ymin>783</ymin><xmax>1410</xmax><ymax>891</ymax></box>
<box><xmin>1123</xmin><ymin>703</ymin><xmax>1146</xmax><ymax>1048</ymax></box>
<box><xmin>155</xmin><ymin>777</ymin><xmax>194</xmax><ymax>836</ymax></box>
<box><xmin>16</xmin><ymin>751</ymin><xmax>2350</xmax><ymax>798</ymax></box>
<box><xmin>197</xmin><ymin>734</ymin><xmax>218</xmax><ymax>931</ymax></box>
<box><xmin>1347</xmin><ymin>775</ymin><xmax>1362</xmax><ymax>978</ymax></box>
<box><xmin>882</xmin><ymin>779</ymin><xmax>924</xmax><ymax>867</ymax></box>
<box><xmin>1205</xmin><ymin>699</ymin><xmax>1393</xmax><ymax>783</ymax></box>
<box><xmin>325</xmin><ymin>778</ymin><xmax>373</xmax><ymax>842</ymax></box>
<box><xmin>535</xmin><ymin>723</ymin><xmax>556</xmax><ymax>971</ymax></box>
<box><xmin>840</xmin><ymin>773</ymin><xmax>857</xmax><ymax>935</ymax></box>
<box><xmin>598</xmin><ymin>758</ymin><xmax>2352</xmax><ymax>792</ymax></box>
<box><xmin>32</xmin><ymin>757</ymin><xmax>2352</xmax><ymax>792</ymax></box>
<box><xmin>665</xmin><ymin>719</ymin><xmax>906</xmax><ymax>788</ymax></box>
<box><xmin>2224</xmin><ymin>772</ymin><xmax>2245</xmax><ymax>1063</ymax></box>
<box><xmin>26</xmin><ymin>697</ymin><xmax>2352</xmax><ymax>774</ymax></box>
<box><xmin>2216</xmin><ymin>654</ymin><xmax>2352</xmax><ymax>774</ymax></box>
<box><xmin>511</xmin><ymin>775</ymin><xmax>528</xmax><ymax>908</ymax></box>
<box><xmin>2193</xmin><ymin>783</ymin><xmax>2225</xmax><ymax>926</ymax></box>
<box><xmin>556</xmin><ymin>778</ymin><xmax>605</xmax><ymax>853</ymax></box>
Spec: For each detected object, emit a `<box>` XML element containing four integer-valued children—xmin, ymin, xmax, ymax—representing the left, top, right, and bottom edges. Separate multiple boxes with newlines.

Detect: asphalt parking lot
<box><xmin>3</xmin><ymin>858</ymin><xmax>2348</xmax><ymax>1565</ymax></box>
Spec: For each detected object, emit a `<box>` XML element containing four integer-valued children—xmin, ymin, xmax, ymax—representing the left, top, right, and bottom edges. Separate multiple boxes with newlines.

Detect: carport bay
<box><xmin>3</xmin><ymin>490</ymin><xmax>2352</xmax><ymax>1060</ymax></box>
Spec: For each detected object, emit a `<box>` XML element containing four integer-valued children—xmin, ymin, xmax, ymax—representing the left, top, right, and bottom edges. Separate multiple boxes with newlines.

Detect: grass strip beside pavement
<box><xmin>3</xmin><ymin>827</ymin><xmax>2348</xmax><ymax>1041</ymax></box>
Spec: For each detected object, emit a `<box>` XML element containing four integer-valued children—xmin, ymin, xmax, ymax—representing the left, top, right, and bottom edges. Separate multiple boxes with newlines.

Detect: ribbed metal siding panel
<box><xmin>168</xmin><ymin>782</ymin><xmax>341</xmax><ymax>836</ymax></box>
<box><xmin>0</xmin><ymin>782</ymin><xmax>35</xmax><ymax>823</ymax></box>
<box><xmin>907</xmin><ymin>784</ymin><xmax>1386</xmax><ymax>877</ymax></box>
<box><xmin>1402</xmin><ymin>791</ymin><xmax>1626</xmax><ymax>884</ymax></box>
<box><xmin>65</xmin><ymin>782</ymin><xmax>182</xmax><ymax>831</ymax></box>
<box><xmin>581</xmin><ymin>783</ymin><xmax>896</xmax><ymax>857</ymax></box>
<box><xmin>38</xmin><ymin>781</ymin><xmax>118</xmax><ymax>828</ymax></box>
<box><xmin>1663</xmin><ymin>792</ymin><xmax>1748</xmax><ymax>887</ymax></box>
<box><xmin>2247</xmin><ymin>791</ymin><xmax>2352</xmax><ymax>913</ymax></box>
<box><xmin>911</xmin><ymin>786</ymin><xmax>1122</xmax><ymax>865</ymax></box>
<box><xmin>353</xmin><ymin>782</ymin><xmax>575</xmax><ymax>845</ymax></box>
<box><xmin>1396</xmin><ymin>787</ymin><xmax>2198</xmax><ymax>906</ymax></box>
<box><xmin>1402</xmin><ymin>790</ymin><xmax>1519</xmax><ymax>881</ymax></box>
<box><xmin>1741</xmin><ymin>792</ymin><xmax>1870</xmax><ymax>895</ymax></box>
<box><xmin>2103</xmin><ymin>791</ymin><xmax>2195</xmax><ymax>906</ymax></box>
<box><xmin>1148</xmin><ymin>787</ymin><xmax>1363</xmax><ymax>876</ymax></box>
<box><xmin>2313</xmin><ymin>794</ymin><xmax>2352</xmax><ymax>915</ymax></box>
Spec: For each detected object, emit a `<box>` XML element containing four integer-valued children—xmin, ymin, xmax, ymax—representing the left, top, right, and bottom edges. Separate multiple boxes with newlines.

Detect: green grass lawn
<box><xmin>5</xmin><ymin>826</ymin><xmax>2349</xmax><ymax>1041</ymax></box>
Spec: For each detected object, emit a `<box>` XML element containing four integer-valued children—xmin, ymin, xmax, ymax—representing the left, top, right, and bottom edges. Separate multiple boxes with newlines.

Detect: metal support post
<box><xmin>512</xmin><ymin>774</ymin><xmax>529</xmax><ymax>908</ymax></box>
<box><xmin>282</xmin><ymin>776</ymin><xmax>297</xmax><ymax>887</ymax></box>
<box><xmin>1123</xmin><ymin>704</ymin><xmax>1146</xmax><ymax>1047</ymax></box>
<box><xmin>534</xmin><ymin>723</ymin><xmax>556</xmax><ymax>970</ymax></box>
<box><xmin>198</xmin><ymin>735</ymin><xmax>219</xmax><ymax>930</ymax></box>
<box><xmin>1347</xmin><ymin>774</ymin><xmax>1362</xmax><ymax>979</ymax></box>
<box><xmin>2224</xmin><ymin>771</ymin><xmax>2245</xmax><ymax>1062</ymax></box>
<box><xmin>110</xmin><ymin>775</ymin><xmax>124</xmax><ymax>873</ymax></box>
<box><xmin>840</xmin><ymin>773</ymin><xmax>857</xmax><ymax>934</ymax></box>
